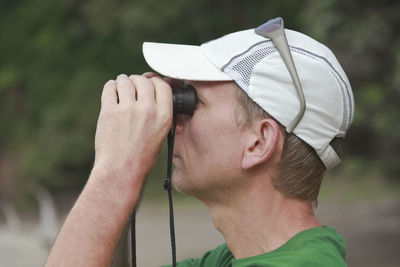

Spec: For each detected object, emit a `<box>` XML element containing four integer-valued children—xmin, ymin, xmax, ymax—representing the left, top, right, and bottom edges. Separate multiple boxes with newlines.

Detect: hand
<box><xmin>94</xmin><ymin>74</ymin><xmax>173</xmax><ymax>183</ymax></box>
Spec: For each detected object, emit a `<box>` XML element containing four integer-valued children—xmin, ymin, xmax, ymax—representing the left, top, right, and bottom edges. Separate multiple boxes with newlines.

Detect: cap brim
<box><xmin>143</xmin><ymin>42</ymin><xmax>233</xmax><ymax>81</ymax></box>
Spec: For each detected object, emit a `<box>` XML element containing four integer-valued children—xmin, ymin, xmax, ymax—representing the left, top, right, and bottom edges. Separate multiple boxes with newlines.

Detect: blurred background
<box><xmin>0</xmin><ymin>0</ymin><xmax>399</xmax><ymax>266</ymax></box>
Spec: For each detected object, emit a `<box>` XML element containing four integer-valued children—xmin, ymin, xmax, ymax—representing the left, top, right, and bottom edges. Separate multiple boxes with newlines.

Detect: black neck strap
<box><xmin>131</xmin><ymin>116</ymin><xmax>177</xmax><ymax>267</ymax></box>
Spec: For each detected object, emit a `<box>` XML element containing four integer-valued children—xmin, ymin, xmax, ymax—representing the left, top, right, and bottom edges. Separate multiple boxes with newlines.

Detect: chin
<box><xmin>172</xmin><ymin>171</ymin><xmax>198</xmax><ymax>196</ymax></box>
<box><xmin>171</xmin><ymin>170</ymin><xmax>187</xmax><ymax>193</ymax></box>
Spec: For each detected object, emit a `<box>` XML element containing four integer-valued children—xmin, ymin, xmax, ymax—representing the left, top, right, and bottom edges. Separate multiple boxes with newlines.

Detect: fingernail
<box><xmin>106</xmin><ymin>79</ymin><xmax>115</xmax><ymax>85</ymax></box>
<box><xmin>117</xmin><ymin>74</ymin><xmax>127</xmax><ymax>79</ymax></box>
<box><xmin>142</xmin><ymin>72</ymin><xmax>156</xmax><ymax>78</ymax></box>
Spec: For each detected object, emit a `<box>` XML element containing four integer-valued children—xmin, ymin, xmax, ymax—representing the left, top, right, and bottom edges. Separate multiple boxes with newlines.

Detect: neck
<box><xmin>202</xmin><ymin>175</ymin><xmax>321</xmax><ymax>259</ymax></box>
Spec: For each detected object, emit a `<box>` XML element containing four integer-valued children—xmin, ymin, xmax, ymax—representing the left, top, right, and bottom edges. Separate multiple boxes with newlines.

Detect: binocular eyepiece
<box><xmin>172</xmin><ymin>85</ymin><xmax>197</xmax><ymax>116</ymax></box>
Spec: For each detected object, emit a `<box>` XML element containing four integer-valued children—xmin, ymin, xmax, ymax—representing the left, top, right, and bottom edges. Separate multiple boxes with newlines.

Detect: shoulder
<box><xmin>231</xmin><ymin>226</ymin><xmax>347</xmax><ymax>267</ymax></box>
<box><xmin>162</xmin><ymin>243</ymin><xmax>233</xmax><ymax>267</ymax></box>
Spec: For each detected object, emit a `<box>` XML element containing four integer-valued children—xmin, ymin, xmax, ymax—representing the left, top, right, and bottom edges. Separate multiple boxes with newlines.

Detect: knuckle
<box><xmin>117</xmin><ymin>79</ymin><xmax>132</xmax><ymax>90</ymax></box>
<box><xmin>142</xmin><ymin>72</ymin><xmax>159</xmax><ymax>78</ymax></box>
<box><xmin>131</xmin><ymin>75</ymin><xmax>155</xmax><ymax>93</ymax></box>
<box><xmin>135</xmin><ymin>102</ymin><xmax>153</xmax><ymax>116</ymax></box>
<box><xmin>158</xmin><ymin>109</ymin><xmax>172</xmax><ymax>124</ymax></box>
<box><xmin>130</xmin><ymin>74</ymin><xmax>147</xmax><ymax>84</ymax></box>
<box><xmin>129</xmin><ymin>74</ymin><xmax>141</xmax><ymax>81</ymax></box>
<box><xmin>103</xmin><ymin>79</ymin><xmax>115</xmax><ymax>89</ymax></box>
<box><xmin>100</xmin><ymin>107</ymin><xmax>115</xmax><ymax>119</ymax></box>
<box><xmin>116</xmin><ymin>74</ymin><xmax>127</xmax><ymax>81</ymax></box>
<box><xmin>150</xmin><ymin>76</ymin><xmax>167</xmax><ymax>87</ymax></box>
<box><xmin>116</xmin><ymin>104</ymin><xmax>129</xmax><ymax>115</ymax></box>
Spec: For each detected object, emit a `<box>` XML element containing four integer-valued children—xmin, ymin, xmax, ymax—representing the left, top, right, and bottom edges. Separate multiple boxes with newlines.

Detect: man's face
<box><xmin>172</xmin><ymin>81</ymin><xmax>246</xmax><ymax>199</ymax></box>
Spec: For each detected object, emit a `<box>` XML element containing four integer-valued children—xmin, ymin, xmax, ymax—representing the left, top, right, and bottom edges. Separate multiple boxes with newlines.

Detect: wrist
<box><xmin>88</xmin><ymin>162</ymin><xmax>146</xmax><ymax>208</ymax></box>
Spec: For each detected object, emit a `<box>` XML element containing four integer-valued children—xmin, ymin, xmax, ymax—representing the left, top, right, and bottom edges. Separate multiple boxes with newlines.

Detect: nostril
<box><xmin>175</xmin><ymin>120</ymin><xmax>183</xmax><ymax>135</ymax></box>
<box><xmin>175</xmin><ymin>115</ymin><xmax>189</xmax><ymax>134</ymax></box>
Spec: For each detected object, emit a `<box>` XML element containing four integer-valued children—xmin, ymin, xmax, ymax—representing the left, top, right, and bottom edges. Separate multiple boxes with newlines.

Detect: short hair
<box><xmin>234</xmin><ymin>85</ymin><xmax>327</xmax><ymax>205</ymax></box>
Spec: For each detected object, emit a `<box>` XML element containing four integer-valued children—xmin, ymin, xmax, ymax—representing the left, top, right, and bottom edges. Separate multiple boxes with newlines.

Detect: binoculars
<box><xmin>172</xmin><ymin>85</ymin><xmax>197</xmax><ymax>116</ymax></box>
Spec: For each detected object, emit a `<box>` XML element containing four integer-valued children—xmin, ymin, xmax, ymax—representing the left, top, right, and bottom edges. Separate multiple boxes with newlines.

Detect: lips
<box><xmin>173</xmin><ymin>142</ymin><xmax>182</xmax><ymax>160</ymax></box>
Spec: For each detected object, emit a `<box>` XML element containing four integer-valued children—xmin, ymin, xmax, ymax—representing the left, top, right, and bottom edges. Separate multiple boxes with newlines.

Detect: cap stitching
<box><xmin>290</xmin><ymin>46</ymin><xmax>354</xmax><ymax>129</ymax></box>
<box><xmin>290</xmin><ymin>47</ymin><xmax>349</xmax><ymax>133</ymax></box>
<box><xmin>221</xmin><ymin>40</ymin><xmax>273</xmax><ymax>71</ymax></box>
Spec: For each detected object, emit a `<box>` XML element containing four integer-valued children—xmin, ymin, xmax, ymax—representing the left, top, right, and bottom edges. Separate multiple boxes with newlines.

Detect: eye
<box><xmin>196</xmin><ymin>97</ymin><xmax>202</xmax><ymax>105</ymax></box>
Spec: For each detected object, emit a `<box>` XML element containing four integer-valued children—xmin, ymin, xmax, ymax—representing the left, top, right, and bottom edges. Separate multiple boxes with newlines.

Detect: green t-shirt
<box><xmin>163</xmin><ymin>226</ymin><xmax>346</xmax><ymax>267</ymax></box>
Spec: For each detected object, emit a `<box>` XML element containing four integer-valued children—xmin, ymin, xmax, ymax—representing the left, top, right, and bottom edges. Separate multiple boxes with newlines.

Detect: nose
<box><xmin>175</xmin><ymin>114</ymin><xmax>190</xmax><ymax>135</ymax></box>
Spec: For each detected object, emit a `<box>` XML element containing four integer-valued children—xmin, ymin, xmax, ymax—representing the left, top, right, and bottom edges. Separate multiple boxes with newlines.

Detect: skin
<box><xmin>172</xmin><ymin>81</ymin><xmax>245</xmax><ymax>200</ymax></box>
<box><xmin>45</xmin><ymin>73</ymin><xmax>321</xmax><ymax>266</ymax></box>
<box><xmin>173</xmin><ymin>80</ymin><xmax>321</xmax><ymax>258</ymax></box>
<box><xmin>45</xmin><ymin>73</ymin><xmax>173</xmax><ymax>267</ymax></box>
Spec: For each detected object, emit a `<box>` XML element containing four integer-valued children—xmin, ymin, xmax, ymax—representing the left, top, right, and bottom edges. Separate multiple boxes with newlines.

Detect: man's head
<box><xmin>143</xmin><ymin>17</ymin><xmax>354</xmax><ymax>203</ymax></box>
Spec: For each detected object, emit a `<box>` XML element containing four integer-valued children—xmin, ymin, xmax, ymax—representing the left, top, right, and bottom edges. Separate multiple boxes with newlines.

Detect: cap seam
<box><xmin>221</xmin><ymin>40</ymin><xmax>274</xmax><ymax>71</ymax></box>
<box><xmin>290</xmin><ymin>46</ymin><xmax>353</xmax><ymax>129</ymax></box>
<box><xmin>290</xmin><ymin>47</ymin><xmax>348</xmax><ymax>133</ymax></box>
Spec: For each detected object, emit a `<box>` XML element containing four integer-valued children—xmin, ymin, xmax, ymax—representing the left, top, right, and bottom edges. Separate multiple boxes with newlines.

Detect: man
<box><xmin>46</xmin><ymin>17</ymin><xmax>353</xmax><ymax>266</ymax></box>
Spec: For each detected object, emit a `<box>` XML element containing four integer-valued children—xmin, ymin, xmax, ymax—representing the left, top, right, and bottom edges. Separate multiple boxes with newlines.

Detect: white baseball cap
<box><xmin>142</xmin><ymin>17</ymin><xmax>354</xmax><ymax>169</ymax></box>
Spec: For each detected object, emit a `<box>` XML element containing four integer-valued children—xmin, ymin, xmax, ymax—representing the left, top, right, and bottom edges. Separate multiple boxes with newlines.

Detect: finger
<box><xmin>150</xmin><ymin>76</ymin><xmax>173</xmax><ymax>112</ymax></box>
<box><xmin>101</xmin><ymin>80</ymin><xmax>117</xmax><ymax>107</ymax></box>
<box><xmin>142</xmin><ymin>72</ymin><xmax>159</xmax><ymax>79</ymax></box>
<box><xmin>163</xmin><ymin>77</ymin><xmax>182</xmax><ymax>89</ymax></box>
<box><xmin>129</xmin><ymin>74</ymin><xmax>155</xmax><ymax>103</ymax></box>
<box><xmin>116</xmin><ymin>74</ymin><xmax>136</xmax><ymax>105</ymax></box>
<box><xmin>142</xmin><ymin>72</ymin><xmax>181</xmax><ymax>88</ymax></box>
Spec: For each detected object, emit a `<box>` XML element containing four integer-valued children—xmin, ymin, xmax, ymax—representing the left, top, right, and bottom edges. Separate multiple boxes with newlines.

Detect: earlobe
<box><xmin>241</xmin><ymin>119</ymin><xmax>281</xmax><ymax>170</ymax></box>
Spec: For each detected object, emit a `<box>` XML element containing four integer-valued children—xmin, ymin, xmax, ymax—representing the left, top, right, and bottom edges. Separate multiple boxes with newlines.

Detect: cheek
<box><xmin>185</xmin><ymin>111</ymin><xmax>242</xmax><ymax>169</ymax></box>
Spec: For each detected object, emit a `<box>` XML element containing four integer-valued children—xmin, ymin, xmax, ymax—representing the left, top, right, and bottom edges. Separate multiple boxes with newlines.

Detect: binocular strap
<box><xmin>131</xmin><ymin>117</ymin><xmax>178</xmax><ymax>267</ymax></box>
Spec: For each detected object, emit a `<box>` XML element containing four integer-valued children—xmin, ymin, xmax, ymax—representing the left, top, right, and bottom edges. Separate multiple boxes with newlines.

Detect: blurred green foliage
<box><xmin>0</xmin><ymin>0</ymin><xmax>399</xmax><ymax>202</ymax></box>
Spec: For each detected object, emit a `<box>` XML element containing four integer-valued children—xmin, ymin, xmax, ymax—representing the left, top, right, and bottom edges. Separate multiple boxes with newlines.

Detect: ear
<box><xmin>241</xmin><ymin>118</ymin><xmax>281</xmax><ymax>170</ymax></box>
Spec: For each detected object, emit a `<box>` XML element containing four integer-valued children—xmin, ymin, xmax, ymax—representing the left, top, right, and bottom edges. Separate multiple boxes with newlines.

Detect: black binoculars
<box><xmin>172</xmin><ymin>85</ymin><xmax>197</xmax><ymax>116</ymax></box>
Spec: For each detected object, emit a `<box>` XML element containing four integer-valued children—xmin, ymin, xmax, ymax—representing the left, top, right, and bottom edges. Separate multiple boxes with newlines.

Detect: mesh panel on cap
<box><xmin>231</xmin><ymin>43</ymin><xmax>277</xmax><ymax>87</ymax></box>
<box><xmin>222</xmin><ymin>41</ymin><xmax>276</xmax><ymax>91</ymax></box>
